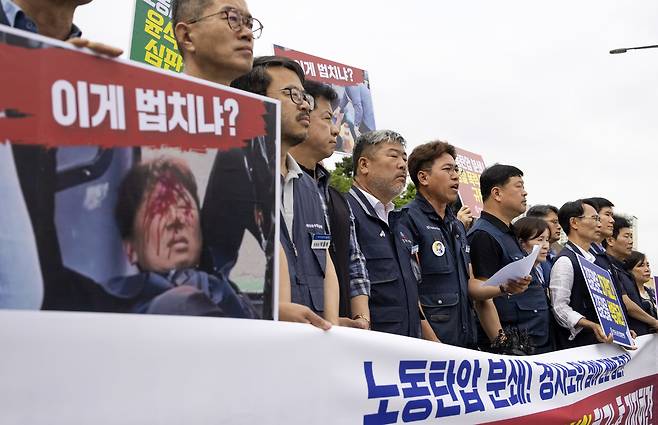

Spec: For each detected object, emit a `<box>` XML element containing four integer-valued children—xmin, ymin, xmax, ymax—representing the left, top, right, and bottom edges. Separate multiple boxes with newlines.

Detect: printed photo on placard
<box><xmin>273</xmin><ymin>44</ymin><xmax>375</xmax><ymax>155</ymax></box>
<box><xmin>0</xmin><ymin>26</ymin><xmax>279</xmax><ymax>319</ymax></box>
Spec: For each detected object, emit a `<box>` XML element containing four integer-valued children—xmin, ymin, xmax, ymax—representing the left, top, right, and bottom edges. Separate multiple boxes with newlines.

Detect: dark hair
<box><xmin>602</xmin><ymin>215</ymin><xmax>632</xmax><ymax>248</ymax></box>
<box><xmin>526</xmin><ymin>204</ymin><xmax>558</xmax><ymax>218</ymax></box>
<box><xmin>584</xmin><ymin>197</ymin><xmax>614</xmax><ymax>213</ymax></box>
<box><xmin>622</xmin><ymin>250</ymin><xmax>646</xmax><ymax>273</ymax></box>
<box><xmin>479</xmin><ymin>164</ymin><xmax>524</xmax><ymax>202</ymax></box>
<box><xmin>231</xmin><ymin>56</ymin><xmax>305</xmax><ymax>95</ymax></box>
<box><xmin>558</xmin><ymin>199</ymin><xmax>597</xmax><ymax>236</ymax></box>
<box><xmin>513</xmin><ymin>217</ymin><xmax>550</xmax><ymax>243</ymax></box>
<box><xmin>303</xmin><ymin>80</ymin><xmax>337</xmax><ymax>103</ymax></box>
<box><xmin>352</xmin><ymin>130</ymin><xmax>406</xmax><ymax>177</ymax></box>
<box><xmin>407</xmin><ymin>141</ymin><xmax>456</xmax><ymax>187</ymax></box>
<box><xmin>115</xmin><ymin>157</ymin><xmax>200</xmax><ymax>240</ymax></box>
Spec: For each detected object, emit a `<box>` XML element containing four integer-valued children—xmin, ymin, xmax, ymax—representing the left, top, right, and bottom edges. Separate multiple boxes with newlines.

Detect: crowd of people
<box><xmin>1</xmin><ymin>0</ymin><xmax>656</xmax><ymax>354</ymax></box>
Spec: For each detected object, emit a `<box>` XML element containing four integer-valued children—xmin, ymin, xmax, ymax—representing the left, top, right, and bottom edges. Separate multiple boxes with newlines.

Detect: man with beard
<box><xmin>346</xmin><ymin>130</ymin><xmax>423</xmax><ymax>338</ymax></box>
<box><xmin>604</xmin><ymin>215</ymin><xmax>658</xmax><ymax>335</ymax></box>
<box><xmin>232</xmin><ymin>56</ymin><xmax>339</xmax><ymax>327</ymax></box>
<box><xmin>466</xmin><ymin>164</ymin><xmax>533</xmax><ymax>351</ymax></box>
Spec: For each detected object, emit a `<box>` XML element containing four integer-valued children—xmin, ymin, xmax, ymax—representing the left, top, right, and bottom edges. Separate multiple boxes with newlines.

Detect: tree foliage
<box><xmin>328</xmin><ymin>155</ymin><xmax>416</xmax><ymax>208</ymax></box>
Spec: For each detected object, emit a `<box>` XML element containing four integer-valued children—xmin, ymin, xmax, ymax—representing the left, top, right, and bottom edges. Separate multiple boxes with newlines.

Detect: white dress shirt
<box><xmin>281</xmin><ymin>153</ymin><xmax>303</xmax><ymax>235</ymax></box>
<box><xmin>354</xmin><ymin>186</ymin><xmax>395</xmax><ymax>225</ymax></box>
<box><xmin>550</xmin><ymin>242</ymin><xmax>596</xmax><ymax>340</ymax></box>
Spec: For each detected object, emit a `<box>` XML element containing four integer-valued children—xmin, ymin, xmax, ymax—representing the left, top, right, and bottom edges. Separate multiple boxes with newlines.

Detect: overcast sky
<box><xmin>75</xmin><ymin>0</ymin><xmax>658</xmax><ymax>265</ymax></box>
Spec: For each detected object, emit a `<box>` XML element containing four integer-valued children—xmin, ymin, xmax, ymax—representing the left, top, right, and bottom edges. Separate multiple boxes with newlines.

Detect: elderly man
<box><xmin>346</xmin><ymin>130</ymin><xmax>423</xmax><ymax>338</ymax></box>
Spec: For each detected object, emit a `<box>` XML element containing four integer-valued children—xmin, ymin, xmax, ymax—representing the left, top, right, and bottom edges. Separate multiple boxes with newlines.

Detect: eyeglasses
<box><xmin>576</xmin><ymin>215</ymin><xmax>601</xmax><ymax>222</ymax></box>
<box><xmin>186</xmin><ymin>8</ymin><xmax>263</xmax><ymax>39</ymax></box>
<box><xmin>281</xmin><ymin>87</ymin><xmax>315</xmax><ymax>110</ymax></box>
<box><xmin>439</xmin><ymin>165</ymin><xmax>462</xmax><ymax>176</ymax></box>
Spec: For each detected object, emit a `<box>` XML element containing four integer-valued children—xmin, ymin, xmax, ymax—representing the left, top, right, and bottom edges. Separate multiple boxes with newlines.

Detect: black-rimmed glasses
<box><xmin>187</xmin><ymin>8</ymin><xmax>263</xmax><ymax>39</ymax></box>
<box><xmin>281</xmin><ymin>88</ymin><xmax>315</xmax><ymax>110</ymax></box>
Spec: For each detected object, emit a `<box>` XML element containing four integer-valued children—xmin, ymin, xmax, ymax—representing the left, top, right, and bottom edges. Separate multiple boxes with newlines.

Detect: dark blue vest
<box><xmin>347</xmin><ymin>187</ymin><xmax>421</xmax><ymax>338</ymax></box>
<box><xmin>400</xmin><ymin>195</ymin><xmax>475</xmax><ymax>347</ymax></box>
<box><xmin>555</xmin><ymin>243</ymin><xmax>600</xmax><ymax>348</ymax></box>
<box><xmin>280</xmin><ymin>173</ymin><xmax>328</xmax><ymax>313</ymax></box>
<box><xmin>468</xmin><ymin>216</ymin><xmax>551</xmax><ymax>348</ymax></box>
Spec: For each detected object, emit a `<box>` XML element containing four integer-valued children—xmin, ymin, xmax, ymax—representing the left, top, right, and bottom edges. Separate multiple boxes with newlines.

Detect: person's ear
<box><xmin>417</xmin><ymin>170</ymin><xmax>430</xmax><ymax>187</ymax></box>
<box><xmin>123</xmin><ymin>240</ymin><xmax>139</xmax><ymax>266</ymax></box>
<box><xmin>175</xmin><ymin>22</ymin><xmax>195</xmax><ymax>56</ymax></box>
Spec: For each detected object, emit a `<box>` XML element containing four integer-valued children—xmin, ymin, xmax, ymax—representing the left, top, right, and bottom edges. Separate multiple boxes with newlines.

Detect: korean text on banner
<box><xmin>130</xmin><ymin>0</ymin><xmax>182</xmax><ymax>71</ymax></box>
<box><xmin>577</xmin><ymin>256</ymin><xmax>634</xmax><ymax>348</ymax></box>
<box><xmin>274</xmin><ymin>44</ymin><xmax>376</xmax><ymax>155</ymax></box>
<box><xmin>0</xmin><ymin>26</ymin><xmax>279</xmax><ymax>320</ymax></box>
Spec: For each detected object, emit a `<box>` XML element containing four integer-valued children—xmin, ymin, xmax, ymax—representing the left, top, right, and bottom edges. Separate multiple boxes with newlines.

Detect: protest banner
<box><xmin>0</xmin><ymin>26</ymin><xmax>279</xmax><ymax>318</ymax></box>
<box><xmin>454</xmin><ymin>147</ymin><xmax>486</xmax><ymax>218</ymax></box>
<box><xmin>577</xmin><ymin>256</ymin><xmax>634</xmax><ymax>348</ymax></box>
<box><xmin>0</xmin><ymin>310</ymin><xmax>654</xmax><ymax>424</ymax></box>
<box><xmin>129</xmin><ymin>0</ymin><xmax>182</xmax><ymax>72</ymax></box>
<box><xmin>273</xmin><ymin>44</ymin><xmax>376</xmax><ymax>155</ymax></box>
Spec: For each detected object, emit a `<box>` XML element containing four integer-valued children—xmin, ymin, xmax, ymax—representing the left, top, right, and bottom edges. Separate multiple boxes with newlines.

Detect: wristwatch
<box><xmin>352</xmin><ymin>314</ymin><xmax>371</xmax><ymax>329</ymax></box>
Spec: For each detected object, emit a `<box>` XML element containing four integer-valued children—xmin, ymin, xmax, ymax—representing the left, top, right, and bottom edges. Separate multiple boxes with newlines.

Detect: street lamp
<box><xmin>609</xmin><ymin>44</ymin><xmax>658</xmax><ymax>54</ymax></box>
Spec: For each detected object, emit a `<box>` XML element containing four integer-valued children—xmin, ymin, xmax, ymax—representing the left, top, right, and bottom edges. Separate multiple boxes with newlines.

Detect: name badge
<box><xmin>311</xmin><ymin>234</ymin><xmax>331</xmax><ymax>250</ymax></box>
<box><xmin>411</xmin><ymin>245</ymin><xmax>419</xmax><ymax>255</ymax></box>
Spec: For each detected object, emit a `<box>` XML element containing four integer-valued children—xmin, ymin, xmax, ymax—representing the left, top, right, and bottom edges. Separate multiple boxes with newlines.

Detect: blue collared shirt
<box><xmin>2</xmin><ymin>0</ymin><xmax>82</xmax><ymax>37</ymax></box>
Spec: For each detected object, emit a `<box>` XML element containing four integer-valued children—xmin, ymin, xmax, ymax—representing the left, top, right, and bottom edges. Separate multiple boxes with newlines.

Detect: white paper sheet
<box><xmin>481</xmin><ymin>244</ymin><xmax>540</xmax><ymax>287</ymax></box>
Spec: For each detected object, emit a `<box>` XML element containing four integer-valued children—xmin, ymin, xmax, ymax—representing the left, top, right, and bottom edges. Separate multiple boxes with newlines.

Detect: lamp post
<box><xmin>609</xmin><ymin>44</ymin><xmax>658</xmax><ymax>54</ymax></box>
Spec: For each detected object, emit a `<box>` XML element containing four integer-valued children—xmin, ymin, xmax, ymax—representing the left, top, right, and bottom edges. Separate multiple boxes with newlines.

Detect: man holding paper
<box><xmin>467</xmin><ymin>164</ymin><xmax>536</xmax><ymax>353</ymax></box>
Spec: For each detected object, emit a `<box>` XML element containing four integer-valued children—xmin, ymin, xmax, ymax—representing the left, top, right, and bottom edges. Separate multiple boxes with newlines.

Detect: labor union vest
<box><xmin>347</xmin><ymin>187</ymin><xmax>421</xmax><ymax>338</ymax></box>
<box><xmin>555</xmin><ymin>242</ymin><xmax>600</xmax><ymax>348</ymax></box>
<box><xmin>400</xmin><ymin>195</ymin><xmax>476</xmax><ymax>348</ymax></box>
<box><xmin>280</xmin><ymin>173</ymin><xmax>328</xmax><ymax>313</ymax></box>
<box><xmin>468</xmin><ymin>216</ymin><xmax>551</xmax><ymax>348</ymax></box>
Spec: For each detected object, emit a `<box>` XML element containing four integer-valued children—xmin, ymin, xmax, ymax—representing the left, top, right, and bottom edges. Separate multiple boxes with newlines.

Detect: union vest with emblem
<box><xmin>401</xmin><ymin>195</ymin><xmax>476</xmax><ymax>347</ymax></box>
<box><xmin>280</xmin><ymin>173</ymin><xmax>328</xmax><ymax>314</ymax></box>
<box><xmin>347</xmin><ymin>187</ymin><xmax>421</xmax><ymax>338</ymax></box>
<box><xmin>468</xmin><ymin>217</ymin><xmax>551</xmax><ymax>348</ymax></box>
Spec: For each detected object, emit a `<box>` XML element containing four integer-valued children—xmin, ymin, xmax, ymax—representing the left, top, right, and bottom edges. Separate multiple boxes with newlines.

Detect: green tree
<box><xmin>329</xmin><ymin>155</ymin><xmax>353</xmax><ymax>193</ymax></box>
<box><xmin>393</xmin><ymin>183</ymin><xmax>416</xmax><ymax>209</ymax></box>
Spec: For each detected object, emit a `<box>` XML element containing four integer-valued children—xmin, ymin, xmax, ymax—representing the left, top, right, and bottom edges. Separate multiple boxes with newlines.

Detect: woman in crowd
<box><xmin>507</xmin><ymin>216</ymin><xmax>555</xmax><ymax>353</ymax></box>
<box><xmin>623</xmin><ymin>251</ymin><xmax>657</xmax><ymax>323</ymax></box>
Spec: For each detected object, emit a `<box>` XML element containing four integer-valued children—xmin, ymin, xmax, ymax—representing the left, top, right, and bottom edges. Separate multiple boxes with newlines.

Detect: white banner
<box><xmin>0</xmin><ymin>310</ymin><xmax>655</xmax><ymax>424</ymax></box>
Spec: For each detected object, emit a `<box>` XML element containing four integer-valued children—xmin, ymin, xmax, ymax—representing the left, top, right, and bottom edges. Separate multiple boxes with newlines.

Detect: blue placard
<box><xmin>576</xmin><ymin>256</ymin><xmax>633</xmax><ymax>347</ymax></box>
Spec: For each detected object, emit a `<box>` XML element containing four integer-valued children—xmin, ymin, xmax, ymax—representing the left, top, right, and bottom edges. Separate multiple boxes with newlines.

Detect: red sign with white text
<box><xmin>0</xmin><ymin>39</ymin><xmax>267</xmax><ymax>152</ymax></box>
<box><xmin>273</xmin><ymin>44</ymin><xmax>365</xmax><ymax>86</ymax></box>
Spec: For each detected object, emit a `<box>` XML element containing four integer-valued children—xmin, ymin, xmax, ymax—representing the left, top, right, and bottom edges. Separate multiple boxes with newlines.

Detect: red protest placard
<box><xmin>1</xmin><ymin>34</ymin><xmax>268</xmax><ymax>152</ymax></box>
<box><xmin>273</xmin><ymin>44</ymin><xmax>365</xmax><ymax>86</ymax></box>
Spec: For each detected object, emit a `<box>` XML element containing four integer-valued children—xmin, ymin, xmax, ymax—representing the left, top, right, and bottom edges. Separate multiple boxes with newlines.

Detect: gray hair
<box><xmin>352</xmin><ymin>130</ymin><xmax>406</xmax><ymax>177</ymax></box>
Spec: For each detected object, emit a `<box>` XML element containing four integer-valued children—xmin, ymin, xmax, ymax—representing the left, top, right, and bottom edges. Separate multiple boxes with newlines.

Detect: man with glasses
<box><xmin>550</xmin><ymin>199</ymin><xmax>615</xmax><ymax>348</ymax></box>
<box><xmin>288</xmin><ymin>81</ymin><xmax>371</xmax><ymax>329</ymax></box>
<box><xmin>173</xmin><ymin>0</ymin><xmax>262</xmax><ymax>86</ymax></box>
<box><xmin>173</xmin><ymin>0</ymin><xmax>275</xmax><ymax>317</ymax></box>
<box><xmin>232</xmin><ymin>56</ymin><xmax>340</xmax><ymax>327</ymax></box>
